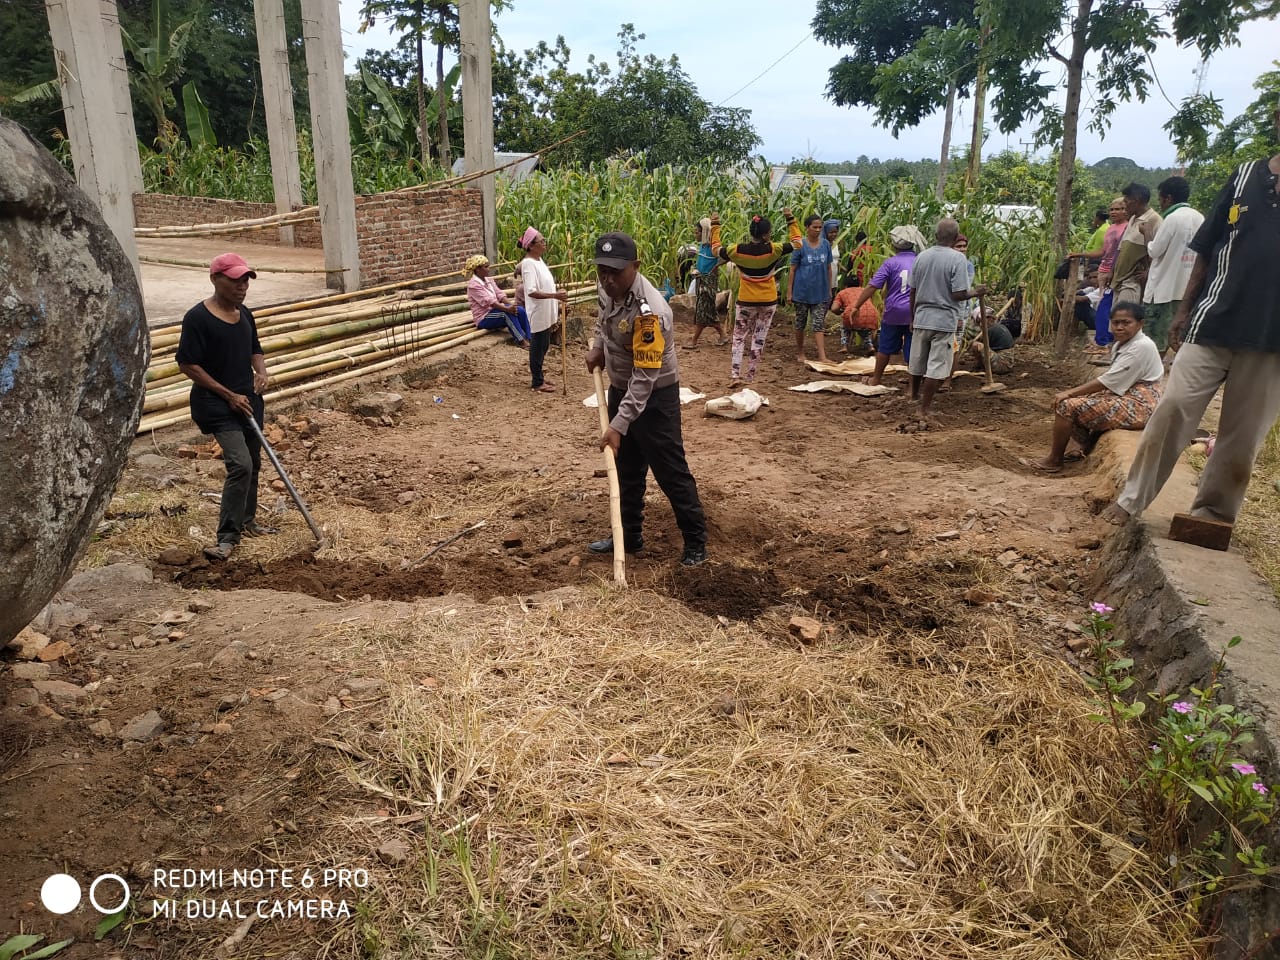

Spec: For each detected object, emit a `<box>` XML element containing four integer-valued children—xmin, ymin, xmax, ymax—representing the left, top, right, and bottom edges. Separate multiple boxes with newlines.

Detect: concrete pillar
<box><xmin>45</xmin><ymin>0</ymin><xmax>139</xmax><ymax>281</ymax></box>
<box><xmin>459</xmin><ymin>0</ymin><xmax>496</xmax><ymax>262</ymax></box>
<box><xmin>300</xmin><ymin>0</ymin><xmax>360</xmax><ymax>291</ymax></box>
<box><xmin>100</xmin><ymin>0</ymin><xmax>142</xmax><ymax>196</ymax></box>
<box><xmin>254</xmin><ymin>0</ymin><xmax>303</xmax><ymax>246</ymax></box>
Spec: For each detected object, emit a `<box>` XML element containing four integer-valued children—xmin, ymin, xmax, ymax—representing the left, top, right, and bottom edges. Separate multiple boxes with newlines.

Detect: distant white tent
<box><xmin>451</xmin><ymin>151</ymin><xmax>540</xmax><ymax>182</ymax></box>
<box><xmin>768</xmin><ymin>166</ymin><xmax>861</xmax><ymax>196</ymax></box>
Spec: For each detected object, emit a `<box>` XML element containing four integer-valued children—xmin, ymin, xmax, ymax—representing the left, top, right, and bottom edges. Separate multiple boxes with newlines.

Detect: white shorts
<box><xmin>908</xmin><ymin>328</ymin><xmax>955</xmax><ymax>380</ymax></box>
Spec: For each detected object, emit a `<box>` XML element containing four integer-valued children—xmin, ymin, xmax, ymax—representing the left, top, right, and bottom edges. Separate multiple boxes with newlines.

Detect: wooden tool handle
<box><xmin>592</xmin><ymin>366</ymin><xmax>626</xmax><ymax>584</ymax></box>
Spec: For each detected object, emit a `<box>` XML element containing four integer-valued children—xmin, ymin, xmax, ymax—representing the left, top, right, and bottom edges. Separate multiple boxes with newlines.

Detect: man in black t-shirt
<box><xmin>175</xmin><ymin>253</ymin><xmax>274</xmax><ymax>560</ymax></box>
<box><xmin>1104</xmin><ymin>98</ymin><xmax>1280</xmax><ymax>537</ymax></box>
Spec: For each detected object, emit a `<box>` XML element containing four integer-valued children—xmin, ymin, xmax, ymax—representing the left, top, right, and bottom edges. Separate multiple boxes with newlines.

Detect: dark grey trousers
<box><xmin>213</xmin><ymin>425</ymin><xmax>261</xmax><ymax>545</ymax></box>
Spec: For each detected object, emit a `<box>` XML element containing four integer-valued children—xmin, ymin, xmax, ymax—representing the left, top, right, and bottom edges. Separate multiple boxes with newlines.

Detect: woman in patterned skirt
<box><xmin>1024</xmin><ymin>302</ymin><xmax>1165</xmax><ymax>473</ymax></box>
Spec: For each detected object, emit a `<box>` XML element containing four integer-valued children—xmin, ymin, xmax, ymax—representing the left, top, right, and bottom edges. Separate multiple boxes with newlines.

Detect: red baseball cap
<box><xmin>209</xmin><ymin>253</ymin><xmax>257</xmax><ymax>279</ymax></box>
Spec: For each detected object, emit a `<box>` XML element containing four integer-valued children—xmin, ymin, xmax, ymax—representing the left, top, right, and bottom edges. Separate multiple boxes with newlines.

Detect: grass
<box><xmin>311</xmin><ymin>585</ymin><xmax>1203</xmax><ymax>960</ymax></box>
<box><xmin>1225</xmin><ymin>420</ymin><xmax>1280</xmax><ymax>602</ymax></box>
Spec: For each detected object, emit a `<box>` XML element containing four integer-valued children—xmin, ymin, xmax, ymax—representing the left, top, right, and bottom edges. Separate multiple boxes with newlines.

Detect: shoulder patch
<box><xmin>632</xmin><ymin>313</ymin><xmax>665</xmax><ymax>369</ymax></box>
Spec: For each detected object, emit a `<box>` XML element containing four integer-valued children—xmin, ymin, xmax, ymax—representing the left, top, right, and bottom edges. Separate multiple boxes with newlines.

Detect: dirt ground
<box><xmin>0</xmin><ymin>313</ymin><xmax>1132</xmax><ymax>958</ymax></box>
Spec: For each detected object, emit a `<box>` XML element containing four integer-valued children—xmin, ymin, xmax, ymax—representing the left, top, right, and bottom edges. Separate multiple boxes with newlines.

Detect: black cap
<box><xmin>593</xmin><ymin>232</ymin><xmax>638</xmax><ymax>270</ymax></box>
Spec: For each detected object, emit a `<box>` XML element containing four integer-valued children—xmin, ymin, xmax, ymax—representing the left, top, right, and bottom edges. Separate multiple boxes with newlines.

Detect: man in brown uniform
<box><xmin>585</xmin><ymin>232</ymin><xmax>708</xmax><ymax>566</ymax></box>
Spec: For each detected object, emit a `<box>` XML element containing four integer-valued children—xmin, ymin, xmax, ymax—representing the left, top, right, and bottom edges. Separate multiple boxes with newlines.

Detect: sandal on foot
<box><xmin>1019</xmin><ymin>456</ymin><xmax>1062</xmax><ymax>474</ymax></box>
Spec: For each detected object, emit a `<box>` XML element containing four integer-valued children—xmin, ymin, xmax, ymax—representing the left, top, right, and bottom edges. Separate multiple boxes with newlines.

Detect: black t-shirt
<box><xmin>1185</xmin><ymin>158</ymin><xmax>1280</xmax><ymax>352</ymax></box>
<box><xmin>175</xmin><ymin>302</ymin><xmax>264</xmax><ymax>433</ymax></box>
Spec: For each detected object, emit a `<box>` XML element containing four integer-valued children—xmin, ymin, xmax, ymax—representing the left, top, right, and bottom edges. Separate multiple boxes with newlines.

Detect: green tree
<box><xmin>119</xmin><ymin>0</ymin><xmax>202</xmax><ymax>146</ymax></box>
<box><xmin>1178</xmin><ymin>64</ymin><xmax>1280</xmax><ymax>209</ymax></box>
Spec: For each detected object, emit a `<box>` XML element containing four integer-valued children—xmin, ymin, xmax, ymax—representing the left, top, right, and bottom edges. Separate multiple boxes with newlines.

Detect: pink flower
<box><xmin>1172</xmin><ymin>701</ymin><xmax>1194</xmax><ymax>714</ymax></box>
<box><xmin>1090</xmin><ymin>602</ymin><xmax>1114</xmax><ymax>615</ymax></box>
<box><xmin>1253</xmin><ymin>782</ymin><xmax>1269</xmax><ymax>795</ymax></box>
<box><xmin>1232</xmin><ymin>763</ymin><xmax>1257</xmax><ymax>776</ymax></box>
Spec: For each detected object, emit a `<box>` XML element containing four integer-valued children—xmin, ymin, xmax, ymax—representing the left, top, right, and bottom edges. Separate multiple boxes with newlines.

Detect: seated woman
<box><xmin>1024</xmin><ymin>301</ymin><xmax>1164</xmax><ymax>473</ymax></box>
<box><xmin>464</xmin><ymin>254</ymin><xmax>530</xmax><ymax>347</ymax></box>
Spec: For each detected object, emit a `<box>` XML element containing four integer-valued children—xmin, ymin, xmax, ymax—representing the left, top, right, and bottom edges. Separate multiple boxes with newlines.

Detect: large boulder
<box><xmin>0</xmin><ymin>119</ymin><xmax>149</xmax><ymax>645</ymax></box>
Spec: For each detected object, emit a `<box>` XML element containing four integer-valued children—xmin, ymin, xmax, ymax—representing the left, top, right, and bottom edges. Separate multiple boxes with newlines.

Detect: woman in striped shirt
<box><xmin>710</xmin><ymin>208</ymin><xmax>802</xmax><ymax>387</ymax></box>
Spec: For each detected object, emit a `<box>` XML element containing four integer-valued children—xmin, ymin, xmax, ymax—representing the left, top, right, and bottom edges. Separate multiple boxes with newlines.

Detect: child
<box><xmin>824</xmin><ymin>219</ymin><xmax>841</xmax><ymax>302</ymax></box>
<box><xmin>687</xmin><ymin>218</ymin><xmax>727</xmax><ymax>349</ymax></box>
<box><xmin>787</xmin><ymin>214</ymin><xmax>834</xmax><ymax>364</ymax></box>
<box><xmin>830</xmin><ymin>274</ymin><xmax>879</xmax><ymax>354</ymax></box>
<box><xmin>711</xmin><ymin>208</ymin><xmax>802</xmax><ymax>387</ymax></box>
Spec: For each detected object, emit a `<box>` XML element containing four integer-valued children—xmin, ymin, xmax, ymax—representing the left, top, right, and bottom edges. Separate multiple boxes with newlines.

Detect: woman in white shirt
<box><xmin>1024</xmin><ymin>300</ymin><xmax>1165</xmax><ymax>473</ymax></box>
<box><xmin>518</xmin><ymin>226</ymin><xmax>567</xmax><ymax>393</ymax></box>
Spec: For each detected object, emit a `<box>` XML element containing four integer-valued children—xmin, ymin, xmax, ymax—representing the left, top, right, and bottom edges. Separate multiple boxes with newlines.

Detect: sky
<box><xmin>337</xmin><ymin>1</ymin><xmax>1280</xmax><ymax>168</ymax></box>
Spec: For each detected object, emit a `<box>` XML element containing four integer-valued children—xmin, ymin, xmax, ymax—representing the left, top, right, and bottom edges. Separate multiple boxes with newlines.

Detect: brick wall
<box><xmin>354</xmin><ymin>189</ymin><xmax>483</xmax><ymax>286</ymax></box>
<box><xmin>131</xmin><ymin>189</ymin><xmax>482</xmax><ymax>286</ymax></box>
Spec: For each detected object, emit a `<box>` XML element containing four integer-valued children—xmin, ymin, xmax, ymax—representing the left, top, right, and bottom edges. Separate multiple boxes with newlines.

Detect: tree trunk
<box><xmin>964</xmin><ymin>24</ymin><xmax>989</xmax><ymax>200</ymax></box>
<box><xmin>1052</xmin><ymin>0</ymin><xmax>1093</xmax><ymax>358</ymax></box>
<box><xmin>415</xmin><ymin>31</ymin><xmax>431</xmax><ymax>166</ymax></box>
<box><xmin>435</xmin><ymin>11</ymin><xmax>451</xmax><ymax>169</ymax></box>
<box><xmin>936</xmin><ymin>80</ymin><xmax>957</xmax><ymax>202</ymax></box>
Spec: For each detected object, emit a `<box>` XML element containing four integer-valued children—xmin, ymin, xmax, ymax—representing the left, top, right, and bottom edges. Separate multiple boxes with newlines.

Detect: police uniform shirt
<box><xmin>594</xmin><ymin>273</ymin><xmax>680</xmax><ymax>435</ymax></box>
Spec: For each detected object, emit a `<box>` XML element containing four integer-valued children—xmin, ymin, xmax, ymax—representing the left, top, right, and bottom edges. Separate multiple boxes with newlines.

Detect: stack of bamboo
<box><xmin>138</xmin><ymin>271</ymin><xmax>596</xmax><ymax>434</ymax></box>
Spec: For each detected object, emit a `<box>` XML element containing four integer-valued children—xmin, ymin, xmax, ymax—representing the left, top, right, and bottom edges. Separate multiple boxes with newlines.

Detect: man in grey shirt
<box><xmin>908</xmin><ymin>218</ymin><xmax>986</xmax><ymax>419</ymax></box>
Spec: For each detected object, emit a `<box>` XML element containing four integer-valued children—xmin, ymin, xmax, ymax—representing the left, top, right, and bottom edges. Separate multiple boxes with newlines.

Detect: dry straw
<box><xmin>321</xmin><ymin>586</ymin><xmax>1202</xmax><ymax>959</ymax></box>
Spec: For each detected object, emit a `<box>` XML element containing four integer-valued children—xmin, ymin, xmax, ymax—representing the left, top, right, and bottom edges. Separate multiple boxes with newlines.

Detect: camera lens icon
<box><xmin>40</xmin><ymin>874</ymin><xmax>130</xmax><ymax>915</ymax></box>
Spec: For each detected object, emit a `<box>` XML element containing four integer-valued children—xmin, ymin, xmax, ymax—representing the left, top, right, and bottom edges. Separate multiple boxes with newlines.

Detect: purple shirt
<box><xmin>870</xmin><ymin>250</ymin><xmax>916</xmax><ymax>326</ymax></box>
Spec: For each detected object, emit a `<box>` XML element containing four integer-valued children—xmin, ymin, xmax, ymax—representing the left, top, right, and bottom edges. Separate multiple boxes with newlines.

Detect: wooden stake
<box><xmin>560</xmin><ymin>300</ymin><xmax>568</xmax><ymax>397</ymax></box>
<box><xmin>592</xmin><ymin>365</ymin><xmax>626</xmax><ymax>584</ymax></box>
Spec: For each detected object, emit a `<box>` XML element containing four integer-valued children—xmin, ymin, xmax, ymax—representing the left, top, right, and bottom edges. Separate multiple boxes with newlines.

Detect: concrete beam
<box><xmin>100</xmin><ymin>0</ymin><xmax>142</xmax><ymax>195</ymax></box>
<box><xmin>459</xmin><ymin>0</ymin><xmax>496</xmax><ymax>262</ymax></box>
<box><xmin>254</xmin><ymin>0</ymin><xmax>304</xmax><ymax>246</ymax></box>
<box><xmin>45</xmin><ymin>0</ymin><xmax>139</xmax><ymax>282</ymax></box>
<box><xmin>300</xmin><ymin>0</ymin><xmax>360</xmax><ymax>291</ymax></box>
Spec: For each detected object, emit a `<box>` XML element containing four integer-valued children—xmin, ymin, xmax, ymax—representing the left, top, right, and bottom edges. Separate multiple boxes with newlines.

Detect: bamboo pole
<box><xmin>139</xmin><ymin>255</ymin><xmax>331</xmax><ymax>274</ymax></box>
<box><xmin>591</xmin><ymin>365</ymin><xmax>626</xmax><ymax>585</ymax></box>
<box><xmin>559</xmin><ymin>300</ymin><xmax>568</xmax><ymax>397</ymax></box>
<box><xmin>137</xmin><ymin>329</ymin><xmax>487</xmax><ymax>433</ymax></box>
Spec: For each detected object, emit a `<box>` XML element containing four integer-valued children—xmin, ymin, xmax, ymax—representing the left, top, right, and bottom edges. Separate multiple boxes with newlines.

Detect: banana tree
<box><xmin>120</xmin><ymin>0</ymin><xmax>200</xmax><ymax>147</ymax></box>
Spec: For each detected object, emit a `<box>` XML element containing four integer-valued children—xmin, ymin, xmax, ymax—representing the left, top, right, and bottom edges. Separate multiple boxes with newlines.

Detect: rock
<box><xmin>1047</xmin><ymin>574</ymin><xmax>1070</xmax><ymax>592</ymax></box>
<box><xmin>346</xmin><ymin>677</ymin><xmax>384</xmax><ymax>694</ymax></box>
<box><xmin>0</xmin><ymin>120</ymin><xmax>148</xmax><ymax>647</ymax></box>
<box><xmin>1066</xmin><ymin>634</ymin><xmax>1091</xmax><ymax>653</ymax></box>
<box><xmin>567</xmin><ymin>556</ymin><xmax>581</xmax><ymax>567</ymax></box>
<box><xmin>62</xmin><ymin>563</ymin><xmax>152</xmax><ymax>597</ymax></box>
<box><xmin>30</xmin><ymin>600</ymin><xmax>92</xmax><ymax>639</ymax></box>
<box><xmin>788</xmin><ymin>615</ymin><xmax>823</xmax><ymax>644</ymax></box>
<box><xmin>1072</xmin><ymin>534</ymin><xmax>1102</xmax><ymax>551</ymax></box>
<box><xmin>210</xmin><ymin>722</ymin><xmax>233</xmax><ymax>735</ymax></box>
<box><xmin>362</xmin><ymin>417</ymin><xmax>380</xmax><ymax>428</ymax></box>
<box><xmin>377</xmin><ymin>838</ymin><xmax>412</xmax><ymax>865</ymax></box>
<box><xmin>210</xmin><ymin>645</ymin><xmax>245</xmax><ymax>668</ymax></box>
<box><xmin>9</xmin><ymin>688</ymin><xmax>40</xmax><ymax>708</ymax></box>
<box><xmin>962</xmin><ymin>587</ymin><xmax>999</xmax><ymax>606</ymax></box>
<box><xmin>131</xmin><ymin>635</ymin><xmax>156</xmax><ymax>649</ymax></box>
<box><xmin>352</xmin><ymin>391</ymin><xmax>404</xmax><ymax>418</ymax></box>
<box><xmin>8</xmin><ymin>626</ymin><xmax>51</xmax><ymax>660</ymax></box>
<box><xmin>188</xmin><ymin>596</ymin><xmax>215</xmax><ymax>613</ymax></box>
<box><xmin>322</xmin><ymin>696</ymin><xmax>341</xmax><ymax>717</ymax></box>
<box><xmin>889</xmin><ymin>521</ymin><xmax>911</xmax><ymax>535</ymax></box>
<box><xmin>380</xmin><ymin>414</ymin><xmax>395</xmax><ymax>427</ymax></box>
<box><xmin>11</xmin><ymin>661</ymin><xmax>53</xmax><ymax>681</ymax></box>
<box><xmin>502</xmin><ymin>532</ymin><xmax>523</xmax><ymax>549</ymax></box>
<box><xmin>119</xmin><ymin>709</ymin><xmax>165</xmax><ymax>742</ymax></box>
<box><xmin>88</xmin><ymin>718</ymin><xmax>113</xmax><ymax>737</ymax></box>
<box><xmin>396</xmin><ymin>491</ymin><xmax>417</xmax><ymax>505</ymax></box>
<box><xmin>934</xmin><ymin>530</ymin><xmax>961</xmax><ymax>540</ymax></box>
<box><xmin>1048</xmin><ymin>512</ymin><xmax>1072</xmax><ymax>534</ymax></box>
<box><xmin>157</xmin><ymin>547</ymin><xmax>192</xmax><ymax>566</ymax></box>
<box><xmin>216</xmin><ymin>694</ymin><xmax>241</xmax><ymax>712</ymax></box>
<box><xmin>134</xmin><ymin>453</ymin><xmax>170</xmax><ymax>471</ymax></box>
<box><xmin>32</xmin><ymin>679</ymin><xmax>86</xmax><ymax>702</ymax></box>
<box><xmin>35</xmin><ymin>640</ymin><xmax>74</xmax><ymax>662</ymax></box>
<box><xmin>265</xmin><ymin>688</ymin><xmax>290</xmax><ymax>702</ymax></box>
<box><xmin>997</xmin><ymin>550</ymin><xmax>1020</xmax><ymax>567</ymax></box>
<box><xmin>291</xmin><ymin>419</ymin><xmax>312</xmax><ymax>436</ymax></box>
<box><xmin>176</xmin><ymin>445</ymin><xmax>199</xmax><ymax>459</ymax></box>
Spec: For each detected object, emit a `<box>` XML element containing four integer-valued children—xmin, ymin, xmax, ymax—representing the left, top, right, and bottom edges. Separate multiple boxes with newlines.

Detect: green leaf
<box><xmin>95</xmin><ymin>909</ymin><xmax>128</xmax><ymax>941</ymax></box>
<box><xmin>181</xmin><ymin>82</ymin><xmax>215</xmax><ymax>149</ymax></box>
<box><xmin>9</xmin><ymin>78</ymin><xmax>61</xmax><ymax>105</ymax></box>
<box><xmin>1190</xmin><ymin>597</ymin><xmax>1211</xmax><ymax>606</ymax></box>
<box><xmin>0</xmin><ymin>935</ymin><xmax>43</xmax><ymax>960</ymax></box>
<box><xmin>1188</xmin><ymin>782</ymin><xmax>1215</xmax><ymax>803</ymax></box>
<box><xmin>18</xmin><ymin>939</ymin><xmax>73</xmax><ymax>960</ymax></box>
<box><xmin>1228</xmin><ymin>635</ymin><xmax>1243</xmax><ymax>648</ymax></box>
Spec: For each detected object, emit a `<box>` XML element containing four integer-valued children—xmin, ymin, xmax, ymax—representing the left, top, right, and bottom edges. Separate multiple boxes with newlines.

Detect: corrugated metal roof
<box><xmin>450</xmin><ymin>152</ymin><xmax>541</xmax><ymax>182</ymax></box>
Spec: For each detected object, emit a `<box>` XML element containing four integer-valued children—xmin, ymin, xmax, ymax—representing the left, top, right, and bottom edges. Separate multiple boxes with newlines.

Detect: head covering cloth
<box><xmin>889</xmin><ymin>225</ymin><xmax>928</xmax><ymax>253</ymax></box>
<box><xmin>519</xmin><ymin>226</ymin><xmax>543</xmax><ymax>250</ymax></box>
<box><xmin>462</xmin><ymin>254</ymin><xmax>489</xmax><ymax>278</ymax></box>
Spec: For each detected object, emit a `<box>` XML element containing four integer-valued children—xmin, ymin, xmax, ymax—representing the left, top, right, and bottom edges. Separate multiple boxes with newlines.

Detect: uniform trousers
<box><xmin>607</xmin><ymin>383</ymin><xmax>706</xmax><ymax>549</ymax></box>
<box><xmin>1117</xmin><ymin>343</ymin><xmax>1280</xmax><ymax>523</ymax></box>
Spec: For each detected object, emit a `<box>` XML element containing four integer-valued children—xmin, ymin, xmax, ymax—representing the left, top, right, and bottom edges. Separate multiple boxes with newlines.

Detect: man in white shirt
<box><xmin>1143</xmin><ymin>176</ymin><xmax>1205</xmax><ymax>354</ymax></box>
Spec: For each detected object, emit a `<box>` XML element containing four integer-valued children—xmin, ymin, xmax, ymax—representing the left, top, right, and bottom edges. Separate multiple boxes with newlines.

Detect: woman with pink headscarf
<box><xmin>518</xmin><ymin>226</ymin><xmax>567</xmax><ymax>393</ymax></box>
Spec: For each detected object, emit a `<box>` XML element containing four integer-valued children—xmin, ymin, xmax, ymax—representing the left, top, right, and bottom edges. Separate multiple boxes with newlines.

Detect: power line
<box><xmin>716</xmin><ymin>31</ymin><xmax>814</xmax><ymax>108</ymax></box>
